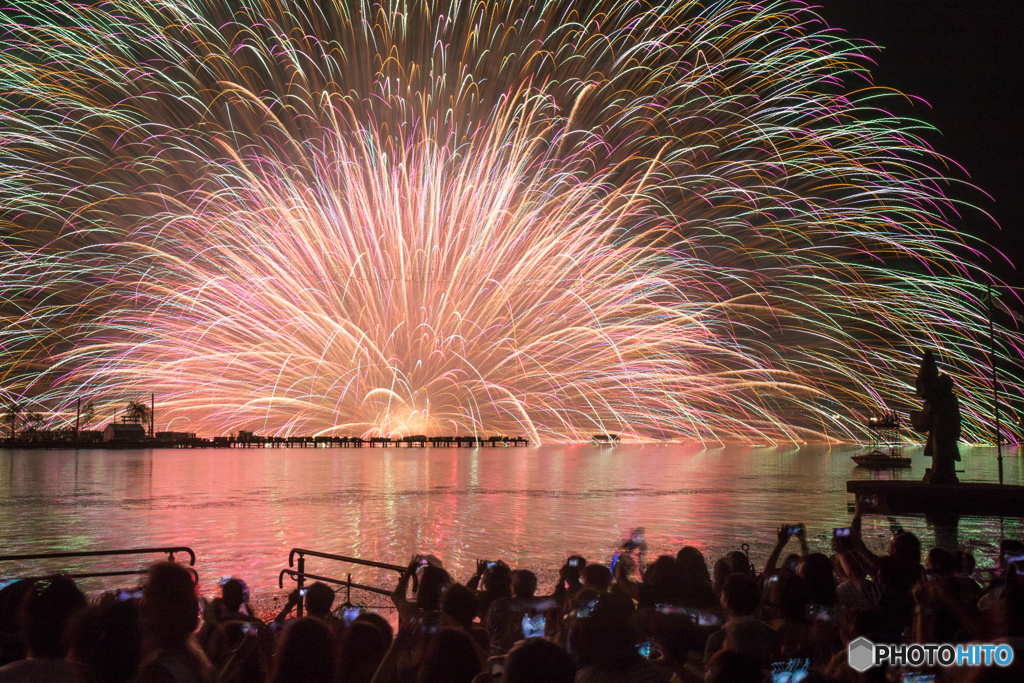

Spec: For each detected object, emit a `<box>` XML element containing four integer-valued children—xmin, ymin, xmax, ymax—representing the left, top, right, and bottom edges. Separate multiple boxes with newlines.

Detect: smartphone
<box><xmin>771</xmin><ymin>657</ymin><xmax>810</xmax><ymax>683</ymax></box>
<box><xmin>768</xmin><ymin>574</ymin><xmax>779</xmax><ymax>584</ymax></box>
<box><xmin>806</xmin><ymin>604</ymin><xmax>835</xmax><ymax>621</ymax></box>
<box><xmin>299</xmin><ymin>588</ymin><xmax>308</xmax><ymax>596</ymax></box>
<box><xmin>833</xmin><ymin>527</ymin><xmax>851</xmax><ymax>538</ymax></box>
<box><xmin>568</xmin><ymin>557</ymin><xmax>581</xmax><ymax>568</ymax></box>
<box><xmin>1004</xmin><ymin>553</ymin><xmax>1024</xmax><ymax>566</ymax></box>
<box><xmin>521</xmin><ymin>613</ymin><xmax>546</xmax><ymax>638</ymax></box>
<box><xmin>695</xmin><ymin>610</ymin><xmax>720</xmax><ymax>627</ymax></box>
<box><xmin>486</xmin><ymin>561</ymin><xmax>498</xmax><ymax>571</ymax></box>
<box><xmin>343</xmin><ymin>607</ymin><xmax>362</xmax><ymax>626</ymax></box>
<box><xmin>863</xmin><ymin>495</ymin><xmax>878</xmax><ymax>507</ymax></box>
<box><xmin>117</xmin><ymin>589</ymin><xmax>143</xmax><ymax>601</ymax></box>
<box><xmin>610</xmin><ymin>551</ymin><xmax>620</xmax><ymax>574</ymax></box>
<box><xmin>636</xmin><ymin>641</ymin><xmax>652</xmax><ymax>659</ymax></box>
<box><xmin>240</xmin><ymin>622</ymin><xmax>257</xmax><ymax>635</ymax></box>
<box><xmin>575</xmin><ymin>598</ymin><xmax>598</xmax><ymax>618</ymax></box>
<box><xmin>785</xmin><ymin>524</ymin><xmax>802</xmax><ymax>537</ymax></box>
<box><xmin>676</xmin><ymin>607</ymin><xmax>720</xmax><ymax>627</ymax></box>
<box><xmin>900</xmin><ymin>674</ymin><xmax>936</xmax><ymax>683</ymax></box>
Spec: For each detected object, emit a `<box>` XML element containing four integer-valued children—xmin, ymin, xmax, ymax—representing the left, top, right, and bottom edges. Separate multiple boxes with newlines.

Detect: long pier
<box><xmin>4</xmin><ymin>433</ymin><xmax>529</xmax><ymax>450</ymax></box>
<box><xmin>204</xmin><ymin>435</ymin><xmax>529</xmax><ymax>449</ymax></box>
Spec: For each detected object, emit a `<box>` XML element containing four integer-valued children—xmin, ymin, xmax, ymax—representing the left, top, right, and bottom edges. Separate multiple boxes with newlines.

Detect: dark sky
<box><xmin>817</xmin><ymin>0</ymin><xmax>1024</xmax><ymax>291</ymax></box>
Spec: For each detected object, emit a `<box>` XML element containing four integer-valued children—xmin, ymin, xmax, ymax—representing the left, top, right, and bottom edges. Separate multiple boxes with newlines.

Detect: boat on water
<box><xmin>851</xmin><ymin>448</ymin><xmax>911</xmax><ymax>469</ymax></box>
<box><xmin>852</xmin><ymin>411</ymin><xmax>910</xmax><ymax>468</ymax></box>
<box><xmin>591</xmin><ymin>433</ymin><xmax>621</xmax><ymax>444</ymax></box>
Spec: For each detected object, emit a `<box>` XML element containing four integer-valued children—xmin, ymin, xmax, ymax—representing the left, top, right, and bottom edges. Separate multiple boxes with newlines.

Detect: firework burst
<box><xmin>0</xmin><ymin>0</ymin><xmax>1019</xmax><ymax>443</ymax></box>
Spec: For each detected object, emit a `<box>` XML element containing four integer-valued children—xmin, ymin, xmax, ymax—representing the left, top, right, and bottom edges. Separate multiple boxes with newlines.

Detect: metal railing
<box><xmin>279</xmin><ymin>548</ymin><xmax>407</xmax><ymax>617</ymax></box>
<box><xmin>0</xmin><ymin>546</ymin><xmax>198</xmax><ymax>584</ymax></box>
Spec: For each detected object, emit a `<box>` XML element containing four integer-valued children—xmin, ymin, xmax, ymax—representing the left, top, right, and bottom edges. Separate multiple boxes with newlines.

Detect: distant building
<box><xmin>103</xmin><ymin>423</ymin><xmax>146</xmax><ymax>443</ymax></box>
<box><xmin>155</xmin><ymin>431</ymin><xmax>195</xmax><ymax>443</ymax></box>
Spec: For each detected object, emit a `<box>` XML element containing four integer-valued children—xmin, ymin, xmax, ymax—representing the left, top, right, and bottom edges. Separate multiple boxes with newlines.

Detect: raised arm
<box><xmin>762</xmin><ymin>525</ymin><xmax>802</xmax><ymax>579</ymax></box>
<box><xmin>466</xmin><ymin>559</ymin><xmax>487</xmax><ymax>591</ymax></box>
<box><xmin>849</xmin><ymin>495</ymin><xmax>882</xmax><ymax>574</ymax></box>
<box><xmin>613</xmin><ymin>555</ymin><xmax>640</xmax><ymax>600</ymax></box>
<box><xmin>391</xmin><ymin>554</ymin><xmax>422</xmax><ymax>624</ymax></box>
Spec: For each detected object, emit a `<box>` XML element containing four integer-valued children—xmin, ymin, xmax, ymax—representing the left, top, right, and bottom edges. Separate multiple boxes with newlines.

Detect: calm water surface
<box><xmin>1</xmin><ymin>444</ymin><xmax>1022</xmax><ymax>599</ymax></box>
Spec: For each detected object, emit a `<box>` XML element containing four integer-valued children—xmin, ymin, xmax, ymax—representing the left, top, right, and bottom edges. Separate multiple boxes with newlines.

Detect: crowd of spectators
<box><xmin>0</xmin><ymin>496</ymin><xmax>1023</xmax><ymax>682</ymax></box>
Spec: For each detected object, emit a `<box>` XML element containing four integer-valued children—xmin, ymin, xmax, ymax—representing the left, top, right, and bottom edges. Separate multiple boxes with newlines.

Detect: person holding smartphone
<box><xmin>759</xmin><ymin>524</ymin><xmax>809</xmax><ymax>589</ymax></box>
<box><xmin>199</xmin><ymin>577</ymin><xmax>262</xmax><ymax>650</ymax></box>
<box><xmin>552</xmin><ymin>555</ymin><xmax>586</xmax><ymax>611</ymax></box>
<box><xmin>391</xmin><ymin>553</ymin><xmax>453</xmax><ymax>628</ymax></box>
<box><xmin>467</xmin><ymin>558</ymin><xmax>513</xmax><ymax>620</ymax></box>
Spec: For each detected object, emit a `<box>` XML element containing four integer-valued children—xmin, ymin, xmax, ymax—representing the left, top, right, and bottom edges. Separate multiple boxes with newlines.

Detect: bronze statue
<box><xmin>909</xmin><ymin>349</ymin><xmax>961</xmax><ymax>484</ymax></box>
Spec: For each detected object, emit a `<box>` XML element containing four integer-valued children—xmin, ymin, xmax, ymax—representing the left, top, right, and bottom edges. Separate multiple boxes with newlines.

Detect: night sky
<box><xmin>818</xmin><ymin>0</ymin><xmax>1024</xmax><ymax>292</ymax></box>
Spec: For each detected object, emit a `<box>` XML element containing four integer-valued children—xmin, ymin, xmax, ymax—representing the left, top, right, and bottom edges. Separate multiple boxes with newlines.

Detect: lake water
<box><xmin>1</xmin><ymin>443</ymin><xmax>1022</xmax><ymax>603</ymax></box>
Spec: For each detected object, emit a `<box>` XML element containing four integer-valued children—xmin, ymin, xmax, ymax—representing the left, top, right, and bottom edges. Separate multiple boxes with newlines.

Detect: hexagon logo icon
<box><xmin>848</xmin><ymin>636</ymin><xmax>875</xmax><ymax>672</ymax></box>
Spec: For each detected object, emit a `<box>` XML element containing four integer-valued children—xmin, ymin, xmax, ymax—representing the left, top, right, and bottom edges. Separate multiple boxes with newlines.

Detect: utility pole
<box><xmin>989</xmin><ymin>284</ymin><xmax>1003</xmax><ymax>483</ymax></box>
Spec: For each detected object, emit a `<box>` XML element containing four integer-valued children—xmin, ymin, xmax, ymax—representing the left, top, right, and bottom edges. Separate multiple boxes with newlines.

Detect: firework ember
<box><xmin>0</xmin><ymin>0</ymin><xmax>1019</xmax><ymax>443</ymax></box>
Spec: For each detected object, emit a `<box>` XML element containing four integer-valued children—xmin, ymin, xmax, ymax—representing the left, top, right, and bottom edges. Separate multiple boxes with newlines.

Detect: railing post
<box><xmin>296</xmin><ymin>554</ymin><xmax>305</xmax><ymax>618</ymax></box>
<box><xmin>346</xmin><ymin>573</ymin><xmax>352</xmax><ymax>606</ymax></box>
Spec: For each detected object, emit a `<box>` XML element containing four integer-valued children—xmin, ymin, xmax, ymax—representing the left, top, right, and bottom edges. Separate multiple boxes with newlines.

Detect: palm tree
<box><xmin>21</xmin><ymin>411</ymin><xmax>43</xmax><ymax>433</ymax></box>
<box><xmin>124</xmin><ymin>399</ymin><xmax>150</xmax><ymax>425</ymax></box>
<box><xmin>80</xmin><ymin>400</ymin><xmax>95</xmax><ymax>430</ymax></box>
<box><xmin>2</xmin><ymin>402</ymin><xmax>20</xmax><ymax>444</ymax></box>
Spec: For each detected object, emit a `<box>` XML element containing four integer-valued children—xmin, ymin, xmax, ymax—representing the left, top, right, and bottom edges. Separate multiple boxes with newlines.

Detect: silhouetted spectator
<box><xmin>569</xmin><ymin>591</ymin><xmax>669</xmax><ymax>682</ymax></box>
<box><xmin>441</xmin><ymin>583</ymin><xmax>489</xmax><ymax>651</ymax></box>
<box><xmin>704</xmin><ymin>573</ymin><xmax>779</xmax><ymax>668</ymax></box>
<box><xmin>704</xmin><ymin>649</ymin><xmax>762</xmax><ymax>683</ymax></box>
<box><xmin>552</xmin><ymin>556</ymin><xmax>586</xmax><ymax>610</ymax></box>
<box><xmin>467</xmin><ymin>560</ymin><xmax>512</xmax><ymax>620</ymax></box>
<box><xmin>800</xmin><ymin>553</ymin><xmax>837</xmax><ymax>607</ymax></box>
<box><xmin>392</xmin><ymin>555</ymin><xmax>452</xmax><ymax>627</ymax></box>
<box><xmin>414</xmin><ymin>627</ymin><xmax>482</xmax><ymax>683</ymax></box>
<box><xmin>675</xmin><ymin>547</ymin><xmax>717</xmax><ymax>609</ymax></box>
<box><xmin>71</xmin><ymin>595</ymin><xmax>142</xmax><ymax>683</ymax></box>
<box><xmin>646</xmin><ymin>611</ymin><xmax>704</xmax><ymax>683</ymax></box>
<box><xmin>353</xmin><ymin>611</ymin><xmax>393</xmax><ymax>649</ymax></box>
<box><xmin>336</xmin><ymin>620</ymin><xmax>387</xmax><ymax>683</ymax></box>
<box><xmin>0</xmin><ymin>581</ymin><xmax>33</xmax><ymax>666</ymax></box>
<box><xmin>269</xmin><ymin>617</ymin><xmax>334</xmax><ymax>683</ymax></box>
<box><xmin>504</xmin><ymin>637</ymin><xmax>575</xmax><ymax>683</ymax></box>
<box><xmin>0</xmin><ymin>576</ymin><xmax>86</xmax><ymax>682</ymax></box>
<box><xmin>198</xmin><ymin>577</ymin><xmax>259</xmax><ymax>650</ymax></box>
<box><xmin>616</xmin><ymin>555</ymin><xmax>684</xmax><ymax>608</ymax></box>
<box><xmin>581</xmin><ymin>564</ymin><xmax>612</xmax><ymax>593</ymax></box>
<box><xmin>205</xmin><ymin>620</ymin><xmax>265</xmax><ymax>683</ymax></box>
<box><xmin>980</xmin><ymin>540</ymin><xmax>1024</xmax><ymax>611</ymax></box>
<box><xmin>136</xmin><ymin>562</ymin><xmax>213</xmax><ymax>683</ymax></box>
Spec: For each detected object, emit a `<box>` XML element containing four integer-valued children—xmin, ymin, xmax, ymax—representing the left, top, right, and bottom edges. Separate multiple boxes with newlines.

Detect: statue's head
<box><xmin>915</xmin><ymin>349</ymin><xmax>939</xmax><ymax>398</ymax></box>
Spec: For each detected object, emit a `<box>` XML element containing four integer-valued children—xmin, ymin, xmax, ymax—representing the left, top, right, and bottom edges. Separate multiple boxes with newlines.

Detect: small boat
<box><xmin>591</xmin><ymin>433</ymin><xmax>620</xmax><ymax>444</ymax></box>
<box><xmin>851</xmin><ymin>448</ymin><xmax>911</xmax><ymax>469</ymax></box>
<box><xmin>853</xmin><ymin>410</ymin><xmax>909</xmax><ymax>468</ymax></box>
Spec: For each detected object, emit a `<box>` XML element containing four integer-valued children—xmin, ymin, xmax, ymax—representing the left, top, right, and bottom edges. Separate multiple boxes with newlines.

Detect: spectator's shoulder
<box><xmin>0</xmin><ymin>658</ymin><xmax>79</xmax><ymax>683</ymax></box>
